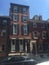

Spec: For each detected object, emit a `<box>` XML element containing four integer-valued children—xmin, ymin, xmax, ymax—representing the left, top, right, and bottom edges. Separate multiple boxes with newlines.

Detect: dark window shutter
<box><xmin>10</xmin><ymin>24</ymin><xmax>13</xmax><ymax>35</ymax></box>
<box><xmin>21</xmin><ymin>25</ymin><xmax>23</xmax><ymax>35</ymax></box>
<box><xmin>17</xmin><ymin>24</ymin><xmax>19</xmax><ymax>35</ymax></box>
<box><xmin>27</xmin><ymin>24</ymin><xmax>29</xmax><ymax>34</ymax></box>
<box><xmin>21</xmin><ymin>16</ymin><xmax>23</xmax><ymax>22</ymax></box>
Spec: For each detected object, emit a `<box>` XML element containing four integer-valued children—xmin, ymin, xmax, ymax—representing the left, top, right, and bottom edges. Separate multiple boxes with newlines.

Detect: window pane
<box><xmin>3</xmin><ymin>20</ymin><xmax>7</xmax><ymax>23</ymax></box>
<box><xmin>19</xmin><ymin>40</ymin><xmax>23</xmax><ymax>52</ymax></box>
<box><xmin>1</xmin><ymin>30</ymin><xmax>6</xmax><ymax>36</ymax></box>
<box><xmin>33</xmin><ymin>31</ymin><xmax>38</xmax><ymax>39</ymax></box>
<box><xmin>13</xmin><ymin>24</ymin><xmax>18</xmax><ymax>34</ymax></box>
<box><xmin>33</xmin><ymin>23</ymin><xmax>37</xmax><ymax>28</ymax></box>
<box><xmin>11</xmin><ymin>40</ymin><xmax>16</xmax><ymax>52</ymax></box>
<box><xmin>13</xmin><ymin>6</ymin><xmax>18</xmax><ymax>12</ymax></box>
<box><xmin>22</xmin><ymin>16</ymin><xmax>28</xmax><ymax>22</ymax></box>
<box><xmin>23</xmin><ymin>8</ymin><xmax>27</xmax><ymax>14</ymax></box>
<box><xmin>23</xmin><ymin>24</ymin><xmax>28</xmax><ymax>35</ymax></box>
<box><xmin>41</xmin><ymin>23</ymin><xmax>45</xmax><ymax>28</ymax></box>
<box><xmin>42</xmin><ymin>31</ymin><xmax>46</xmax><ymax>39</ymax></box>
<box><xmin>13</xmin><ymin>15</ymin><xmax>18</xmax><ymax>21</ymax></box>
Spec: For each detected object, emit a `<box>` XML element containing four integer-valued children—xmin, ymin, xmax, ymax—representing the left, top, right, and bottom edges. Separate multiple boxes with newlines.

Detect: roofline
<box><xmin>0</xmin><ymin>16</ymin><xmax>10</xmax><ymax>18</ymax></box>
<box><xmin>10</xmin><ymin>3</ymin><xmax>29</xmax><ymax>8</ymax></box>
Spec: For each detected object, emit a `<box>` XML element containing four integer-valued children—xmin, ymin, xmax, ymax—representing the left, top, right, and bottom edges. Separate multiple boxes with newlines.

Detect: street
<box><xmin>37</xmin><ymin>61</ymin><xmax>49</xmax><ymax>65</ymax></box>
<box><xmin>36</xmin><ymin>57</ymin><xmax>49</xmax><ymax>65</ymax></box>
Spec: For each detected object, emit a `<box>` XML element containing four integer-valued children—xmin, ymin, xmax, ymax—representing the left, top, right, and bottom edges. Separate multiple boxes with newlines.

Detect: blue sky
<box><xmin>0</xmin><ymin>0</ymin><xmax>49</xmax><ymax>20</ymax></box>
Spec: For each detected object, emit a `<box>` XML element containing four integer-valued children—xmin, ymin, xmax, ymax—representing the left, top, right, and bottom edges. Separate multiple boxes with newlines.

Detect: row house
<box><xmin>0</xmin><ymin>3</ymin><xmax>49</xmax><ymax>57</ymax></box>
<box><xmin>0</xmin><ymin>16</ymin><xmax>10</xmax><ymax>57</ymax></box>
<box><xmin>30</xmin><ymin>15</ymin><xmax>49</xmax><ymax>55</ymax></box>
<box><xmin>8</xmin><ymin>3</ymin><xmax>31</xmax><ymax>56</ymax></box>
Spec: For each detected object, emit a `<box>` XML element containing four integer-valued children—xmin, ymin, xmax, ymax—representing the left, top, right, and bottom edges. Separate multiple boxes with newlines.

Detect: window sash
<box><xmin>23</xmin><ymin>25</ymin><xmax>28</xmax><ymax>35</ymax></box>
<box><xmin>1</xmin><ymin>30</ymin><xmax>6</xmax><ymax>36</ymax></box>
<box><xmin>33</xmin><ymin>23</ymin><xmax>37</xmax><ymax>28</ymax></box>
<box><xmin>42</xmin><ymin>32</ymin><xmax>46</xmax><ymax>39</ymax></box>
<box><xmin>22</xmin><ymin>16</ymin><xmax>28</xmax><ymax>22</ymax></box>
<box><xmin>13</xmin><ymin>24</ymin><xmax>18</xmax><ymax>34</ymax></box>
<box><xmin>33</xmin><ymin>32</ymin><xmax>38</xmax><ymax>39</ymax></box>
<box><xmin>13</xmin><ymin>15</ymin><xmax>18</xmax><ymax>21</ymax></box>
<box><xmin>23</xmin><ymin>8</ymin><xmax>27</xmax><ymax>14</ymax></box>
<box><xmin>13</xmin><ymin>6</ymin><xmax>18</xmax><ymax>12</ymax></box>
<box><xmin>41</xmin><ymin>24</ymin><xmax>45</xmax><ymax>28</ymax></box>
<box><xmin>11</xmin><ymin>40</ymin><xmax>16</xmax><ymax>52</ymax></box>
<box><xmin>19</xmin><ymin>40</ymin><xmax>23</xmax><ymax>52</ymax></box>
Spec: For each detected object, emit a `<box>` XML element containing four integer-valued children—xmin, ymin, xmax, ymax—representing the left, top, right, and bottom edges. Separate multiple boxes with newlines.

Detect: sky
<box><xmin>0</xmin><ymin>0</ymin><xmax>49</xmax><ymax>20</ymax></box>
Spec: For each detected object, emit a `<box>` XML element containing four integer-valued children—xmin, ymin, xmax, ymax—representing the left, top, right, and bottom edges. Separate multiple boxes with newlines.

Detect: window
<box><xmin>23</xmin><ymin>7</ymin><xmax>27</xmax><ymax>14</ymax></box>
<box><xmin>1</xmin><ymin>30</ymin><xmax>6</xmax><ymax>36</ymax></box>
<box><xmin>13</xmin><ymin>6</ymin><xmax>18</xmax><ymax>12</ymax></box>
<box><xmin>2</xmin><ymin>20</ymin><xmax>7</xmax><ymax>26</ymax></box>
<box><xmin>41</xmin><ymin>23</ymin><xmax>45</xmax><ymax>29</ymax></box>
<box><xmin>13</xmin><ymin>15</ymin><xmax>18</xmax><ymax>21</ymax></box>
<box><xmin>25</xmin><ymin>42</ymin><xmax>27</xmax><ymax>52</ymax></box>
<box><xmin>33</xmin><ymin>31</ymin><xmax>38</xmax><ymax>39</ymax></box>
<box><xmin>22</xmin><ymin>16</ymin><xmax>28</xmax><ymax>22</ymax></box>
<box><xmin>23</xmin><ymin>24</ymin><xmax>28</xmax><ymax>35</ymax></box>
<box><xmin>19</xmin><ymin>40</ymin><xmax>23</xmax><ymax>52</ymax></box>
<box><xmin>13</xmin><ymin>24</ymin><xmax>18</xmax><ymax>35</ymax></box>
<box><xmin>42</xmin><ymin>31</ymin><xmax>46</xmax><ymax>39</ymax></box>
<box><xmin>33</xmin><ymin>22</ymin><xmax>37</xmax><ymax>28</ymax></box>
<box><xmin>34</xmin><ymin>15</ymin><xmax>39</xmax><ymax>20</ymax></box>
<box><xmin>11</xmin><ymin>39</ymin><xmax>16</xmax><ymax>52</ymax></box>
<box><xmin>3</xmin><ymin>20</ymin><xmax>7</xmax><ymax>23</ymax></box>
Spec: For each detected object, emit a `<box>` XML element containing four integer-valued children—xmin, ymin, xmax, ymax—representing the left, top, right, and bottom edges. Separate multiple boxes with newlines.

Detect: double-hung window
<box><xmin>11</xmin><ymin>39</ymin><xmax>16</xmax><ymax>52</ymax></box>
<box><xmin>41</xmin><ymin>23</ymin><xmax>45</xmax><ymax>29</ymax></box>
<box><xmin>33</xmin><ymin>31</ymin><xmax>38</xmax><ymax>39</ymax></box>
<box><xmin>13</xmin><ymin>14</ymin><xmax>18</xmax><ymax>21</ymax></box>
<box><xmin>33</xmin><ymin>22</ymin><xmax>37</xmax><ymax>28</ymax></box>
<box><xmin>42</xmin><ymin>31</ymin><xmax>46</xmax><ymax>39</ymax></box>
<box><xmin>23</xmin><ymin>24</ymin><xmax>28</xmax><ymax>35</ymax></box>
<box><xmin>13</xmin><ymin>24</ymin><xmax>18</xmax><ymax>35</ymax></box>
<box><xmin>23</xmin><ymin>7</ymin><xmax>27</xmax><ymax>14</ymax></box>
<box><xmin>22</xmin><ymin>16</ymin><xmax>28</xmax><ymax>22</ymax></box>
<box><xmin>13</xmin><ymin>6</ymin><xmax>18</xmax><ymax>12</ymax></box>
<box><xmin>1</xmin><ymin>30</ymin><xmax>6</xmax><ymax>36</ymax></box>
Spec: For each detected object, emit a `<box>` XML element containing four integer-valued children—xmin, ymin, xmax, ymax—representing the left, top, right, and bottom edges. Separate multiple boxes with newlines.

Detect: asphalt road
<box><xmin>36</xmin><ymin>57</ymin><xmax>49</xmax><ymax>65</ymax></box>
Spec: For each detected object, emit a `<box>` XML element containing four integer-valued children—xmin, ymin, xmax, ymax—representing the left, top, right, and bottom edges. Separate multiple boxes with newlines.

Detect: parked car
<box><xmin>0</xmin><ymin>56</ymin><xmax>37</xmax><ymax>65</ymax></box>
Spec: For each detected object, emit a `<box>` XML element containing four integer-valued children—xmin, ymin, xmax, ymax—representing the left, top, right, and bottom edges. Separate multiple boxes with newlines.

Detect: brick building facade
<box><xmin>0</xmin><ymin>3</ymin><xmax>49</xmax><ymax>57</ymax></box>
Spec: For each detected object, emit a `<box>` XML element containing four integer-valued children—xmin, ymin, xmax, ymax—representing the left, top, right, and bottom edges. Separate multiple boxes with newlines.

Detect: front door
<box><xmin>30</xmin><ymin>40</ymin><xmax>37</xmax><ymax>55</ymax></box>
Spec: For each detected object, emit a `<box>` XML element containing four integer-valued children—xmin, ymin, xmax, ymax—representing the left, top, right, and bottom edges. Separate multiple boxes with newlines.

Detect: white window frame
<box><xmin>13</xmin><ymin>24</ymin><xmax>17</xmax><ymax>35</ymax></box>
<box><xmin>1</xmin><ymin>30</ymin><xmax>6</xmax><ymax>36</ymax></box>
<box><xmin>23</xmin><ymin>7</ymin><xmax>27</xmax><ymax>14</ymax></box>
<box><xmin>34</xmin><ymin>15</ymin><xmax>39</xmax><ymax>20</ymax></box>
<box><xmin>23</xmin><ymin>24</ymin><xmax>28</xmax><ymax>35</ymax></box>
<box><xmin>13</xmin><ymin>14</ymin><xmax>18</xmax><ymax>21</ymax></box>
<box><xmin>41</xmin><ymin>23</ymin><xmax>45</xmax><ymax>28</ymax></box>
<box><xmin>23</xmin><ymin>16</ymin><xmax>28</xmax><ymax>22</ymax></box>
<box><xmin>11</xmin><ymin>39</ymin><xmax>16</xmax><ymax>52</ymax></box>
<box><xmin>19</xmin><ymin>40</ymin><xmax>23</xmax><ymax>52</ymax></box>
<box><xmin>33</xmin><ymin>31</ymin><xmax>39</xmax><ymax>39</ymax></box>
<box><xmin>13</xmin><ymin>6</ymin><xmax>18</xmax><ymax>12</ymax></box>
<box><xmin>33</xmin><ymin>22</ymin><xmax>37</xmax><ymax>28</ymax></box>
<box><xmin>25</xmin><ymin>42</ymin><xmax>27</xmax><ymax>52</ymax></box>
<box><xmin>42</xmin><ymin>31</ymin><xmax>46</xmax><ymax>39</ymax></box>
